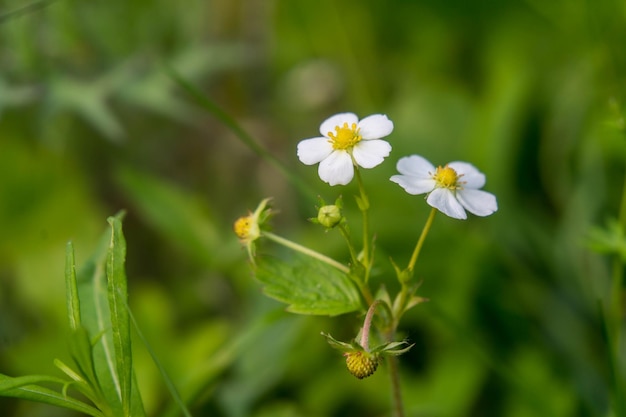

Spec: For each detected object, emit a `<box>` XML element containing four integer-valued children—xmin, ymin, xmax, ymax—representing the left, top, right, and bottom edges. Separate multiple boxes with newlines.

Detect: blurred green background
<box><xmin>1</xmin><ymin>0</ymin><xmax>625</xmax><ymax>416</ymax></box>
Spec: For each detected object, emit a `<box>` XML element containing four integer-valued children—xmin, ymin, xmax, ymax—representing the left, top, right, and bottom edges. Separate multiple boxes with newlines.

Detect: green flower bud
<box><xmin>317</xmin><ymin>204</ymin><xmax>342</xmax><ymax>228</ymax></box>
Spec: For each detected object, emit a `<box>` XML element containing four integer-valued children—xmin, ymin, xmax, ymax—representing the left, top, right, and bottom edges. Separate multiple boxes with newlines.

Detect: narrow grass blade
<box><xmin>106</xmin><ymin>212</ymin><xmax>132</xmax><ymax>416</ymax></box>
<box><xmin>0</xmin><ymin>374</ymin><xmax>104</xmax><ymax>417</ymax></box>
<box><xmin>127</xmin><ymin>306</ymin><xmax>192</xmax><ymax>417</ymax></box>
<box><xmin>166</xmin><ymin>67</ymin><xmax>317</xmax><ymax>203</ymax></box>
<box><xmin>65</xmin><ymin>241</ymin><xmax>82</xmax><ymax>330</ymax></box>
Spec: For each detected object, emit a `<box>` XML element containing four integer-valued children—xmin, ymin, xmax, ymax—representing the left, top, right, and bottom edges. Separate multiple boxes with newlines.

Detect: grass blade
<box><xmin>65</xmin><ymin>241</ymin><xmax>82</xmax><ymax>330</ymax></box>
<box><xmin>106</xmin><ymin>212</ymin><xmax>132</xmax><ymax>416</ymax></box>
<box><xmin>0</xmin><ymin>374</ymin><xmax>104</xmax><ymax>417</ymax></box>
<box><xmin>127</xmin><ymin>306</ymin><xmax>193</xmax><ymax>417</ymax></box>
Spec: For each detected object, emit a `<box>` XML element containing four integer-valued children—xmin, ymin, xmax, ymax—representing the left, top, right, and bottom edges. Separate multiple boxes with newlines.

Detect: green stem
<box><xmin>337</xmin><ymin>224</ymin><xmax>374</xmax><ymax>305</ymax></box>
<box><xmin>354</xmin><ymin>166</ymin><xmax>372</xmax><ymax>281</ymax></box>
<box><xmin>338</xmin><ymin>224</ymin><xmax>359</xmax><ymax>267</ymax></box>
<box><xmin>407</xmin><ymin>207</ymin><xmax>437</xmax><ymax>273</ymax></box>
<box><xmin>387</xmin><ymin>355</ymin><xmax>405</xmax><ymax>417</ymax></box>
<box><xmin>262</xmin><ymin>231</ymin><xmax>349</xmax><ymax>274</ymax></box>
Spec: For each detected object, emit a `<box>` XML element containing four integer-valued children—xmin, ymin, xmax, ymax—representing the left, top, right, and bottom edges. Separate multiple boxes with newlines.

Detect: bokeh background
<box><xmin>1</xmin><ymin>0</ymin><xmax>625</xmax><ymax>416</ymax></box>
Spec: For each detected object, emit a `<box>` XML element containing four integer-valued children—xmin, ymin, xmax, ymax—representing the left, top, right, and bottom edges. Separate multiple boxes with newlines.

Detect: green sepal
<box><xmin>371</xmin><ymin>340</ymin><xmax>415</xmax><ymax>356</ymax></box>
<box><xmin>390</xmin><ymin>256</ymin><xmax>412</xmax><ymax>284</ymax></box>
<box><xmin>321</xmin><ymin>332</ymin><xmax>362</xmax><ymax>352</ymax></box>
<box><xmin>392</xmin><ymin>283</ymin><xmax>427</xmax><ymax>318</ymax></box>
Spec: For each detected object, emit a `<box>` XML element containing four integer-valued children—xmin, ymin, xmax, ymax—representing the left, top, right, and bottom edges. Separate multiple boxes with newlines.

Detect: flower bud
<box><xmin>317</xmin><ymin>204</ymin><xmax>342</xmax><ymax>228</ymax></box>
<box><xmin>233</xmin><ymin>215</ymin><xmax>260</xmax><ymax>243</ymax></box>
<box><xmin>344</xmin><ymin>351</ymin><xmax>379</xmax><ymax>379</ymax></box>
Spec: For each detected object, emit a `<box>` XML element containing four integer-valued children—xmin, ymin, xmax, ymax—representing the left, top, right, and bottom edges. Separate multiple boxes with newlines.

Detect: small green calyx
<box><xmin>344</xmin><ymin>351</ymin><xmax>379</xmax><ymax>379</ymax></box>
<box><xmin>317</xmin><ymin>204</ymin><xmax>342</xmax><ymax>228</ymax></box>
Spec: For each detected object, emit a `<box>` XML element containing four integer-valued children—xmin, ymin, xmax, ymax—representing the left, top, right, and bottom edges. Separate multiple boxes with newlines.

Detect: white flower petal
<box><xmin>318</xmin><ymin>150</ymin><xmax>354</xmax><ymax>186</ymax></box>
<box><xmin>448</xmin><ymin>161</ymin><xmax>485</xmax><ymax>189</ymax></box>
<box><xmin>319</xmin><ymin>112</ymin><xmax>358</xmax><ymax>137</ymax></box>
<box><xmin>396</xmin><ymin>155</ymin><xmax>435</xmax><ymax>178</ymax></box>
<box><xmin>427</xmin><ymin>188</ymin><xmax>467</xmax><ymax>219</ymax></box>
<box><xmin>456</xmin><ymin>189</ymin><xmax>498</xmax><ymax>217</ymax></box>
<box><xmin>390</xmin><ymin>175</ymin><xmax>436</xmax><ymax>195</ymax></box>
<box><xmin>352</xmin><ymin>139</ymin><xmax>392</xmax><ymax>168</ymax></box>
<box><xmin>358</xmin><ymin>114</ymin><xmax>394</xmax><ymax>139</ymax></box>
<box><xmin>297</xmin><ymin>137</ymin><xmax>333</xmax><ymax>165</ymax></box>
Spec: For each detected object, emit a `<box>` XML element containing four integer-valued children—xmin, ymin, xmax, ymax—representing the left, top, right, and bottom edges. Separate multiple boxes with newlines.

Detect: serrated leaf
<box><xmin>255</xmin><ymin>255</ymin><xmax>362</xmax><ymax>316</ymax></box>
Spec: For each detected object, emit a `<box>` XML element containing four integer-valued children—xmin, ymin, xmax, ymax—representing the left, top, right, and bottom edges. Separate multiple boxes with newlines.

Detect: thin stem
<box><xmin>262</xmin><ymin>231</ymin><xmax>350</xmax><ymax>274</ymax></box>
<box><xmin>354</xmin><ymin>166</ymin><xmax>372</xmax><ymax>281</ymax></box>
<box><xmin>407</xmin><ymin>207</ymin><xmax>437</xmax><ymax>273</ymax></box>
<box><xmin>387</xmin><ymin>355</ymin><xmax>405</xmax><ymax>417</ymax></box>
<box><xmin>338</xmin><ymin>223</ymin><xmax>359</xmax><ymax>267</ymax></box>
<box><xmin>360</xmin><ymin>300</ymin><xmax>381</xmax><ymax>351</ymax></box>
<box><xmin>336</xmin><ymin>192</ymin><xmax>374</xmax><ymax>305</ymax></box>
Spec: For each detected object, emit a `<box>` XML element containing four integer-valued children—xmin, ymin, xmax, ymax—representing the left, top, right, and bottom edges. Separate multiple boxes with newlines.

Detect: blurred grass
<box><xmin>1</xmin><ymin>0</ymin><xmax>625</xmax><ymax>416</ymax></box>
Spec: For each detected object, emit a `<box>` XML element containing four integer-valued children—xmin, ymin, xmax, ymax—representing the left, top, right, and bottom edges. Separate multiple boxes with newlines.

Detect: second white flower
<box><xmin>390</xmin><ymin>155</ymin><xmax>498</xmax><ymax>220</ymax></box>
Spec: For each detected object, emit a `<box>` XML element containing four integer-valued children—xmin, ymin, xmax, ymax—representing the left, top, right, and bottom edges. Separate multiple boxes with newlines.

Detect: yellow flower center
<box><xmin>328</xmin><ymin>122</ymin><xmax>362</xmax><ymax>150</ymax></box>
<box><xmin>234</xmin><ymin>216</ymin><xmax>254</xmax><ymax>240</ymax></box>
<box><xmin>432</xmin><ymin>165</ymin><xmax>463</xmax><ymax>189</ymax></box>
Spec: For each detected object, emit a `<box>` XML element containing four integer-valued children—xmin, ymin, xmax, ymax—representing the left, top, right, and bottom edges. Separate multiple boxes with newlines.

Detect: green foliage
<box><xmin>0</xmin><ymin>213</ymin><xmax>150</xmax><ymax>416</ymax></box>
<box><xmin>1</xmin><ymin>0</ymin><xmax>626</xmax><ymax>416</ymax></box>
<box><xmin>255</xmin><ymin>255</ymin><xmax>362</xmax><ymax>316</ymax></box>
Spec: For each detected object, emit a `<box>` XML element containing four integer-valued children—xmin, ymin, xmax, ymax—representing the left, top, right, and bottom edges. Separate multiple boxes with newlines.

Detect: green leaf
<box><xmin>73</xmin><ymin>213</ymin><xmax>146</xmax><ymax>417</ymax></box>
<box><xmin>255</xmin><ymin>255</ymin><xmax>362</xmax><ymax>316</ymax></box>
<box><xmin>65</xmin><ymin>241</ymin><xmax>81</xmax><ymax>331</ymax></box>
<box><xmin>106</xmin><ymin>212</ymin><xmax>132</xmax><ymax>416</ymax></box>
<box><xmin>0</xmin><ymin>374</ymin><xmax>66</xmax><ymax>392</ymax></box>
<box><xmin>0</xmin><ymin>374</ymin><xmax>104</xmax><ymax>417</ymax></box>
<box><xmin>66</xmin><ymin>326</ymin><xmax>107</xmax><ymax>408</ymax></box>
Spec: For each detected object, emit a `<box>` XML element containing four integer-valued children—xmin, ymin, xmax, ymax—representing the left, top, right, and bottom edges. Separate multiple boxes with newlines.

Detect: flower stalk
<box><xmin>407</xmin><ymin>207</ymin><xmax>437</xmax><ymax>273</ymax></box>
<box><xmin>262</xmin><ymin>231</ymin><xmax>349</xmax><ymax>274</ymax></box>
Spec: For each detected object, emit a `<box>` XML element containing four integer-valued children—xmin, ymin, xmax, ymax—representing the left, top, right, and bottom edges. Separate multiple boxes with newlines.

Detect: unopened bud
<box><xmin>317</xmin><ymin>205</ymin><xmax>342</xmax><ymax>228</ymax></box>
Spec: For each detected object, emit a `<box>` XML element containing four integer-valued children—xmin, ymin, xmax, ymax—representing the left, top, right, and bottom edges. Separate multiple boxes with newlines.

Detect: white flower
<box><xmin>390</xmin><ymin>155</ymin><xmax>498</xmax><ymax>220</ymax></box>
<box><xmin>297</xmin><ymin>112</ymin><xmax>393</xmax><ymax>186</ymax></box>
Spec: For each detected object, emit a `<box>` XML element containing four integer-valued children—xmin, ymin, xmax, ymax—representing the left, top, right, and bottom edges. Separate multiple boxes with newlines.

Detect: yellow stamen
<box><xmin>234</xmin><ymin>216</ymin><xmax>254</xmax><ymax>240</ymax></box>
<box><xmin>432</xmin><ymin>165</ymin><xmax>463</xmax><ymax>189</ymax></box>
<box><xmin>328</xmin><ymin>122</ymin><xmax>361</xmax><ymax>150</ymax></box>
